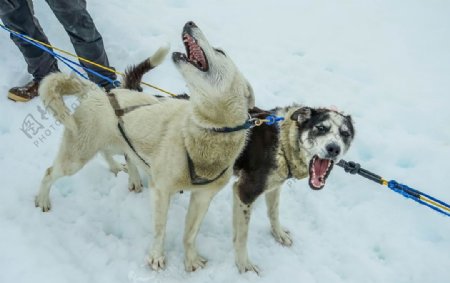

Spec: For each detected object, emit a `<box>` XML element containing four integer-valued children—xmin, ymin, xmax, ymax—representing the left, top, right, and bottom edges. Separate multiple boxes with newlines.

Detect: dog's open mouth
<box><xmin>173</xmin><ymin>22</ymin><xmax>209</xmax><ymax>72</ymax></box>
<box><xmin>173</xmin><ymin>34</ymin><xmax>209</xmax><ymax>72</ymax></box>
<box><xmin>182</xmin><ymin>33</ymin><xmax>208</xmax><ymax>71</ymax></box>
<box><xmin>308</xmin><ymin>155</ymin><xmax>334</xmax><ymax>190</ymax></box>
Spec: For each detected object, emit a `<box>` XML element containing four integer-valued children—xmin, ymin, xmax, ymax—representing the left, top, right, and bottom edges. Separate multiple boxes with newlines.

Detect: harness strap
<box><xmin>187</xmin><ymin>152</ymin><xmax>228</xmax><ymax>185</ymax></box>
<box><xmin>113</xmin><ymin>104</ymin><xmax>155</xmax><ymax>117</ymax></box>
<box><xmin>117</xmin><ymin>122</ymin><xmax>151</xmax><ymax>167</ymax></box>
<box><xmin>107</xmin><ymin>91</ymin><xmax>268</xmax><ymax>186</ymax></box>
<box><xmin>107</xmin><ymin>92</ymin><xmax>228</xmax><ymax>185</ymax></box>
<box><xmin>107</xmin><ymin>92</ymin><xmax>121</xmax><ymax>111</ymax></box>
<box><xmin>107</xmin><ymin>92</ymin><xmax>151</xmax><ymax>167</ymax></box>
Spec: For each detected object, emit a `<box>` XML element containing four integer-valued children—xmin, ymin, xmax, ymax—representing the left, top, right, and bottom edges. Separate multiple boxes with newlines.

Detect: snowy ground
<box><xmin>1</xmin><ymin>1</ymin><xmax>450</xmax><ymax>282</ymax></box>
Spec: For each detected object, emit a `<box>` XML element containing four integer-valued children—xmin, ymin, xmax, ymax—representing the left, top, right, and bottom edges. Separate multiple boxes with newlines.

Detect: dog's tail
<box><xmin>39</xmin><ymin>72</ymin><xmax>93</xmax><ymax>132</ymax></box>
<box><xmin>122</xmin><ymin>45</ymin><xmax>170</xmax><ymax>91</ymax></box>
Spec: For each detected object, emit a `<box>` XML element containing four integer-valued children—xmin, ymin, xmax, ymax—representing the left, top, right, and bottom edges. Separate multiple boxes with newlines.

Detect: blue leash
<box><xmin>0</xmin><ymin>24</ymin><xmax>120</xmax><ymax>87</ymax></box>
<box><xmin>387</xmin><ymin>180</ymin><xmax>450</xmax><ymax>217</ymax></box>
<box><xmin>337</xmin><ymin>160</ymin><xmax>450</xmax><ymax>217</ymax></box>
<box><xmin>263</xmin><ymin>115</ymin><xmax>285</xmax><ymax>125</ymax></box>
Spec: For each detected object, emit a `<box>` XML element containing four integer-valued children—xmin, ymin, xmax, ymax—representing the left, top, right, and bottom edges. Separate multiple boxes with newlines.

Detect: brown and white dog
<box><xmin>232</xmin><ymin>106</ymin><xmax>354</xmax><ymax>273</ymax></box>
<box><xmin>35</xmin><ymin>21</ymin><xmax>255</xmax><ymax>272</ymax></box>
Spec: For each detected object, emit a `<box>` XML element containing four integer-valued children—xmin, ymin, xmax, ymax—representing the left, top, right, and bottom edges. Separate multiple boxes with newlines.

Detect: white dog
<box><xmin>35</xmin><ymin>21</ymin><xmax>255</xmax><ymax>272</ymax></box>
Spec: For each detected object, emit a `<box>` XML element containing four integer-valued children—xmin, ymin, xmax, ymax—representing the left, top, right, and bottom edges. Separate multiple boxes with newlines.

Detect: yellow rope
<box><xmin>21</xmin><ymin>34</ymin><xmax>177</xmax><ymax>97</ymax></box>
<box><xmin>420</xmin><ymin>196</ymin><xmax>450</xmax><ymax>213</ymax></box>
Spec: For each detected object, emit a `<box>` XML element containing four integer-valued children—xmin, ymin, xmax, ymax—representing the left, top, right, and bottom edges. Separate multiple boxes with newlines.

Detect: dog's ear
<box><xmin>245</xmin><ymin>82</ymin><xmax>255</xmax><ymax>109</ymax></box>
<box><xmin>290</xmin><ymin>107</ymin><xmax>313</xmax><ymax>123</ymax></box>
<box><xmin>345</xmin><ymin>114</ymin><xmax>355</xmax><ymax>135</ymax></box>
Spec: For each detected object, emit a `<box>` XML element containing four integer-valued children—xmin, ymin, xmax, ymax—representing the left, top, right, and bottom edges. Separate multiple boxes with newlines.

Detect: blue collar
<box><xmin>212</xmin><ymin>115</ymin><xmax>285</xmax><ymax>133</ymax></box>
<box><xmin>212</xmin><ymin>119</ymin><xmax>255</xmax><ymax>133</ymax></box>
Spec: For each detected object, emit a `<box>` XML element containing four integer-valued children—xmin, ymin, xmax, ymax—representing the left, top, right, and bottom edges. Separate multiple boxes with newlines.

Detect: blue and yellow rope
<box><xmin>0</xmin><ymin>23</ymin><xmax>177</xmax><ymax>97</ymax></box>
<box><xmin>337</xmin><ymin>160</ymin><xmax>450</xmax><ymax>217</ymax></box>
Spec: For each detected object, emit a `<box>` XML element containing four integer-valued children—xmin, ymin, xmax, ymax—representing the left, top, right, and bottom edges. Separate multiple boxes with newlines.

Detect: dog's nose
<box><xmin>186</xmin><ymin>21</ymin><xmax>197</xmax><ymax>28</ymax></box>
<box><xmin>326</xmin><ymin>143</ymin><xmax>341</xmax><ymax>158</ymax></box>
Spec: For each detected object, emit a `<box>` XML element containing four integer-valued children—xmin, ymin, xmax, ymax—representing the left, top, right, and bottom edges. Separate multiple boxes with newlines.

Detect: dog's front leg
<box><xmin>183</xmin><ymin>188</ymin><xmax>219</xmax><ymax>272</ymax></box>
<box><xmin>233</xmin><ymin>182</ymin><xmax>260</xmax><ymax>275</ymax></box>
<box><xmin>148</xmin><ymin>188</ymin><xmax>171</xmax><ymax>270</ymax></box>
<box><xmin>265</xmin><ymin>186</ymin><xmax>292</xmax><ymax>246</ymax></box>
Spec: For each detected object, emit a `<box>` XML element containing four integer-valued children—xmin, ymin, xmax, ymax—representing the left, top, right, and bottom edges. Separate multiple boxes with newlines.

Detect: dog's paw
<box><xmin>236</xmin><ymin>259</ymin><xmax>260</xmax><ymax>275</ymax></box>
<box><xmin>271</xmin><ymin>229</ymin><xmax>293</xmax><ymax>246</ymax></box>
<box><xmin>184</xmin><ymin>255</ymin><xmax>208</xmax><ymax>272</ymax></box>
<box><xmin>147</xmin><ymin>254</ymin><xmax>166</xmax><ymax>271</ymax></box>
<box><xmin>110</xmin><ymin>163</ymin><xmax>127</xmax><ymax>176</ymax></box>
<box><xmin>35</xmin><ymin>195</ymin><xmax>51</xmax><ymax>212</ymax></box>
<box><xmin>129</xmin><ymin>182</ymin><xmax>143</xmax><ymax>193</ymax></box>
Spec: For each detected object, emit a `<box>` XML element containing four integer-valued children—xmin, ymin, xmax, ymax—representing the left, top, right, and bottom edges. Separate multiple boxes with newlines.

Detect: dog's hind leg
<box><xmin>233</xmin><ymin>181</ymin><xmax>260</xmax><ymax>275</ymax></box>
<box><xmin>148</xmin><ymin>188</ymin><xmax>171</xmax><ymax>271</ymax></box>
<box><xmin>265</xmin><ymin>186</ymin><xmax>292</xmax><ymax>246</ymax></box>
<box><xmin>35</xmin><ymin>133</ymin><xmax>98</xmax><ymax>212</ymax></box>
<box><xmin>35</xmin><ymin>166</ymin><xmax>63</xmax><ymax>212</ymax></box>
<box><xmin>35</xmin><ymin>156</ymin><xmax>91</xmax><ymax>212</ymax></box>
<box><xmin>101</xmin><ymin>150</ymin><xmax>127</xmax><ymax>176</ymax></box>
<box><xmin>125</xmin><ymin>155</ymin><xmax>143</xmax><ymax>193</ymax></box>
<box><xmin>183</xmin><ymin>188</ymin><xmax>220</xmax><ymax>272</ymax></box>
<box><xmin>102</xmin><ymin>152</ymin><xmax>143</xmax><ymax>193</ymax></box>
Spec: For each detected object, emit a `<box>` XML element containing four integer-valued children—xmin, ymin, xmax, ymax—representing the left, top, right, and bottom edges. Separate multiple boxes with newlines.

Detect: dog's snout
<box><xmin>326</xmin><ymin>143</ymin><xmax>341</xmax><ymax>158</ymax></box>
<box><xmin>183</xmin><ymin>21</ymin><xmax>198</xmax><ymax>34</ymax></box>
<box><xmin>186</xmin><ymin>21</ymin><xmax>197</xmax><ymax>28</ymax></box>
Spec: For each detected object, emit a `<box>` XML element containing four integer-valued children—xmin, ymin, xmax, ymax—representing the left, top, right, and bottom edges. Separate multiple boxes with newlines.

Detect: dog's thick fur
<box><xmin>35</xmin><ymin>22</ymin><xmax>255</xmax><ymax>272</ymax></box>
<box><xmin>232</xmin><ymin>106</ymin><xmax>354</xmax><ymax>273</ymax></box>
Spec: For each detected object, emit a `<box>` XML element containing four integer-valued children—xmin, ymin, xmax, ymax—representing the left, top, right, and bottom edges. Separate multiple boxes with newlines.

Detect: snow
<box><xmin>1</xmin><ymin>0</ymin><xmax>450</xmax><ymax>282</ymax></box>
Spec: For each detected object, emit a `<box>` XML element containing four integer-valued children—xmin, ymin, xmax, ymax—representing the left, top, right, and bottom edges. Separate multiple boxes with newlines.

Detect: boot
<box><xmin>8</xmin><ymin>80</ymin><xmax>40</xmax><ymax>102</ymax></box>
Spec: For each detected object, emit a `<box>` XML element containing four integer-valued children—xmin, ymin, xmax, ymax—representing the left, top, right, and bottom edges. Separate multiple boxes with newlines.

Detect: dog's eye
<box><xmin>340</xmin><ymin>130</ymin><xmax>350</xmax><ymax>137</ymax></box>
<box><xmin>215</xmin><ymin>48</ymin><xmax>226</xmax><ymax>56</ymax></box>
<box><xmin>316</xmin><ymin>125</ymin><xmax>328</xmax><ymax>133</ymax></box>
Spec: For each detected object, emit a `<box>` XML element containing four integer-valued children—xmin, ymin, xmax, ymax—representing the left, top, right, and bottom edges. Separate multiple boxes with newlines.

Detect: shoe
<box><xmin>8</xmin><ymin>80</ymin><xmax>40</xmax><ymax>102</ymax></box>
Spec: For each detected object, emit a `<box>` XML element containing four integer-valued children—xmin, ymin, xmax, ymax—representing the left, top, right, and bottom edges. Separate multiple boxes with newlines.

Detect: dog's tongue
<box><xmin>310</xmin><ymin>157</ymin><xmax>331</xmax><ymax>188</ymax></box>
<box><xmin>190</xmin><ymin>47</ymin><xmax>205</xmax><ymax>66</ymax></box>
<box><xmin>185</xmin><ymin>34</ymin><xmax>206</xmax><ymax>68</ymax></box>
<box><xmin>315</xmin><ymin>158</ymin><xmax>330</xmax><ymax>175</ymax></box>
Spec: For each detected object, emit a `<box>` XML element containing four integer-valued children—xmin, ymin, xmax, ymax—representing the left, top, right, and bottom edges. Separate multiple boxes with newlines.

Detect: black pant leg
<box><xmin>45</xmin><ymin>0</ymin><xmax>116</xmax><ymax>87</ymax></box>
<box><xmin>0</xmin><ymin>0</ymin><xmax>58</xmax><ymax>80</ymax></box>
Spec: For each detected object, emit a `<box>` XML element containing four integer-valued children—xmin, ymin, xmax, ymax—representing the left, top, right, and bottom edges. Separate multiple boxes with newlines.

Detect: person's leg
<box><xmin>0</xmin><ymin>0</ymin><xmax>58</xmax><ymax>81</ymax></box>
<box><xmin>1</xmin><ymin>0</ymin><xmax>58</xmax><ymax>102</ymax></box>
<box><xmin>0</xmin><ymin>0</ymin><xmax>58</xmax><ymax>101</ymax></box>
<box><xmin>45</xmin><ymin>0</ymin><xmax>116</xmax><ymax>89</ymax></box>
